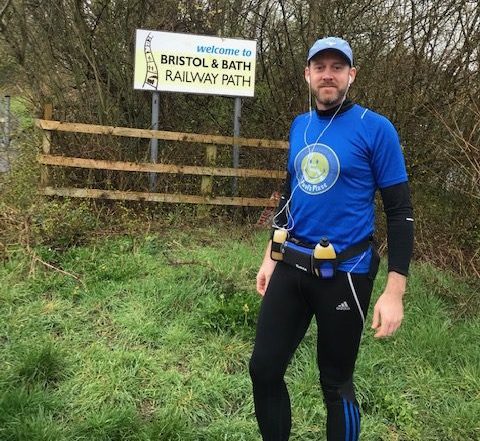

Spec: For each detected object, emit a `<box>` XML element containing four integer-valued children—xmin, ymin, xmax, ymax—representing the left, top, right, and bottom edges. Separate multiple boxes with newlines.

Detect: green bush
<box><xmin>0</xmin><ymin>131</ymin><xmax>40</xmax><ymax>209</ymax></box>
<box><xmin>30</xmin><ymin>199</ymin><xmax>98</xmax><ymax>249</ymax></box>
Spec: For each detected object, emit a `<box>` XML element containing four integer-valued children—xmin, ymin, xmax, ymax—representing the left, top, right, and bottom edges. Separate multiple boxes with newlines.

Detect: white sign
<box><xmin>134</xmin><ymin>30</ymin><xmax>257</xmax><ymax>97</ymax></box>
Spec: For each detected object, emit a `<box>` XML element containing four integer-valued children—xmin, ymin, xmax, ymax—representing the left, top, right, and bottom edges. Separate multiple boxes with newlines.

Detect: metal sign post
<box><xmin>0</xmin><ymin>95</ymin><xmax>11</xmax><ymax>173</ymax></box>
<box><xmin>0</xmin><ymin>95</ymin><xmax>10</xmax><ymax>149</ymax></box>
<box><xmin>5</xmin><ymin>95</ymin><xmax>10</xmax><ymax>149</ymax></box>
<box><xmin>149</xmin><ymin>91</ymin><xmax>160</xmax><ymax>191</ymax></box>
<box><xmin>232</xmin><ymin>97</ymin><xmax>242</xmax><ymax>195</ymax></box>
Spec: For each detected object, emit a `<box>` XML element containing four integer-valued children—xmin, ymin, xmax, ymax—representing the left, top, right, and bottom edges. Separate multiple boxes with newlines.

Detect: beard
<box><xmin>314</xmin><ymin>84</ymin><xmax>348</xmax><ymax>108</ymax></box>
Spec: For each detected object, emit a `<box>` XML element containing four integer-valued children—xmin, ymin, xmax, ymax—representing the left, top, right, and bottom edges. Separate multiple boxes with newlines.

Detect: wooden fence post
<box><xmin>198</xmin><ymin>144</ymin><xmax>217</xmax><ymax>216</ymax></box>
<box><xmin>40</xmin><ymin>104</ymin><xmax>53</xmax><ymax>188</ymax></box>
<box><xmin>201</xmin><ymin>145</ymin><xmax>217</xmax><ymax>196</ymax></box>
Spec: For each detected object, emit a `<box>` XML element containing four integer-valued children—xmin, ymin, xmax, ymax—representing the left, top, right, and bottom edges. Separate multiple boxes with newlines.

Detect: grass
<box><xmin>0</xmin><ymin>226</ymin><xmax>479</xmax><ymax>440</ymax></box>
<box><xmin>10</xmin><ymin>97</ymin><xmax>35</xmax><ymax>130</ymax></box>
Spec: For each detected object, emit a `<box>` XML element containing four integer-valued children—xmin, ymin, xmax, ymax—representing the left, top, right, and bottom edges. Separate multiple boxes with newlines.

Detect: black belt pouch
<box><xmin>282</xmin><ymin>242</ymin><xmax>313</xmax><ymax>274</ymax></box>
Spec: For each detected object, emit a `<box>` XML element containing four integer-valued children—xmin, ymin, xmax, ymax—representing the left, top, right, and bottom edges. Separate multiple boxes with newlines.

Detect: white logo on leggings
<box><xmin>336</xmin><ymin>301</ymin><xmax>351</xmax><ymax>311</ymax></box>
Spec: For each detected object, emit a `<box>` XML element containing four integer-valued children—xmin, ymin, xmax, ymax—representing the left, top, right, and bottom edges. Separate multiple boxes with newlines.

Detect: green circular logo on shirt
<box><xmin>294</xmin><ymin>144</ymin><xmax>340</xmax><ymax>194</ymax></box>
<box><xmin>301</xmin><ymin>152</ymin><xmax>330</xmax><ymax>184</ymax></box>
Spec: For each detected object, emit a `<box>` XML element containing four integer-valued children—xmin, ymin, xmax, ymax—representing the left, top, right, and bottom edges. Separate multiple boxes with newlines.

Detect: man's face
<box><xmin>305</xmin><ymin>50</ymin><xmax>356</xmax><ymax>110</ymax></box>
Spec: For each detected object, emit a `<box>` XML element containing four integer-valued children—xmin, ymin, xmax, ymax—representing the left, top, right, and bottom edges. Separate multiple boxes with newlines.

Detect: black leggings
<box><xmin>249</xmin><ymin>262</ymin><xmax>373</xmax><ymax>441</ymax></box>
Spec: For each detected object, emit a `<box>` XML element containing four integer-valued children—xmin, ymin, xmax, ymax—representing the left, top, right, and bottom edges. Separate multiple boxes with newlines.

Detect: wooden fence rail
<box><xmin>35</xmin><ymin>120</ymin><xmax>289</xmax><ymax>150</ymax></box>
<box><xmin>36</xmin><ymin>118</ymin><xmax>288</xmax><ymax>208</ymax></box>
<box><xmin>37</xmin><ymin>155</ymin><xmax>286</xmax><ymax>179</ymax></box>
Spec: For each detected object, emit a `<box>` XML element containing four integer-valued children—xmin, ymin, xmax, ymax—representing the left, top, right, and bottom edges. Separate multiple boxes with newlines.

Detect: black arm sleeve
<box><xmin>380</xmin><ymin>182</ymin><xmax>414</xmax><ymax>276</ymax></box>
<box><xmin>271</xmin><ymin>170</ymin><xmax>292</xmax><ymax>230</ymax></box>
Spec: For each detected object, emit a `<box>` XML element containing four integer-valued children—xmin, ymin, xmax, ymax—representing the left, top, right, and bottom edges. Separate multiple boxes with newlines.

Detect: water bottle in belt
<box><xmin>313</xmin><ymin>237</ymin><xmax>336</xmax><ymax>278</ymax></box>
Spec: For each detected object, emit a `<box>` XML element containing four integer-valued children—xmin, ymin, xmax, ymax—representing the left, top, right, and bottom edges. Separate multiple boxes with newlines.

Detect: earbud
<box><xmin>307</xmin><ymin>76</ymin><xmax>311</xmax><ymax>84</ymax></box>
<box><xmin>348</xmin><ymin>75</ymin><xmax>352</xmax><ymax>85</ymax></box>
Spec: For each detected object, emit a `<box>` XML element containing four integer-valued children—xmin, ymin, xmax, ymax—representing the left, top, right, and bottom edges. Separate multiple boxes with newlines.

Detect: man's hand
<box><xmin>256</xmin><ymin>241</ymin><xmax>277</xmax><ymax>296</ymax></box>
<box><xmin>256</xmin><ymin>259</ymin><xmax>276</xmax><ymax>296</ymax></box>
<box><xmin>371</xmin><ymin>271</ymin><xmax>406</xmax><ymax>338</ymax></box>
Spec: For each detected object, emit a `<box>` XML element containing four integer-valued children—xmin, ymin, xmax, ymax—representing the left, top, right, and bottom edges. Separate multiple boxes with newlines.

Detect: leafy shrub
<box><xmin>0</xmin><ymin>129</ymin><xmax>40</xmax><ymax>209</ymax></box>
<box><xmin>30</xmin><ymin>199</ymin><xmax>98</xmax><ymax>249</ymax></box>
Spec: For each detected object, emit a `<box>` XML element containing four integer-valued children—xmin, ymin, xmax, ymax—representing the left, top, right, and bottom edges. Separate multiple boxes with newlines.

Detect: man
<box><xmin>249</xmin><ymin>37</ymin><xmax>414</xmax><ymax>441</ymax></box>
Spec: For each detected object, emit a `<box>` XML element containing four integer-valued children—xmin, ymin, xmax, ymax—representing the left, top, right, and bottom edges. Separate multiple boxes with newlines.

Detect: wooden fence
<box><xmin>36</xmin><ymin>111</ymin><xmax>288</xmax><ymax>208</ymax></box>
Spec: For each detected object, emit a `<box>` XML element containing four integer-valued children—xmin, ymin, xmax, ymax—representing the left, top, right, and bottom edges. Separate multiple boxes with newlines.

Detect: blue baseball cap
<box><xmin>307</xmin><ymin>37</ymin><xmax>353</xmax><ymax>66</ymax></box>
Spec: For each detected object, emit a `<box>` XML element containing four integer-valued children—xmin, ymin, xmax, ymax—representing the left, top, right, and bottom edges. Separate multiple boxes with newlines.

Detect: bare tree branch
<box><xmin>0</xmin><ymin>0</ymin><xmax>12</xmax><ymax>21</ymax></box>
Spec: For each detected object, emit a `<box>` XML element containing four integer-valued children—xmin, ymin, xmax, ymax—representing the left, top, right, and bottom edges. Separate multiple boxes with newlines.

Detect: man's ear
<box><xmin>349</xmin><ymin>67</ymin><xmax>357</xmax><ymax>84</ymax></box>
<box><xmin>304</xmin><ymin>66</ymin><xmax>310</xmax><ymax>84</ymax></box>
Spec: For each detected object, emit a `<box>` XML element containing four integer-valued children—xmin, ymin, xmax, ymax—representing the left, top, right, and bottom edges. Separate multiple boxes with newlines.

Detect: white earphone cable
<box><xmin>272</xmin><ymin>80</ymin><xmax>348</xmax><ymax>231</ymax></box>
